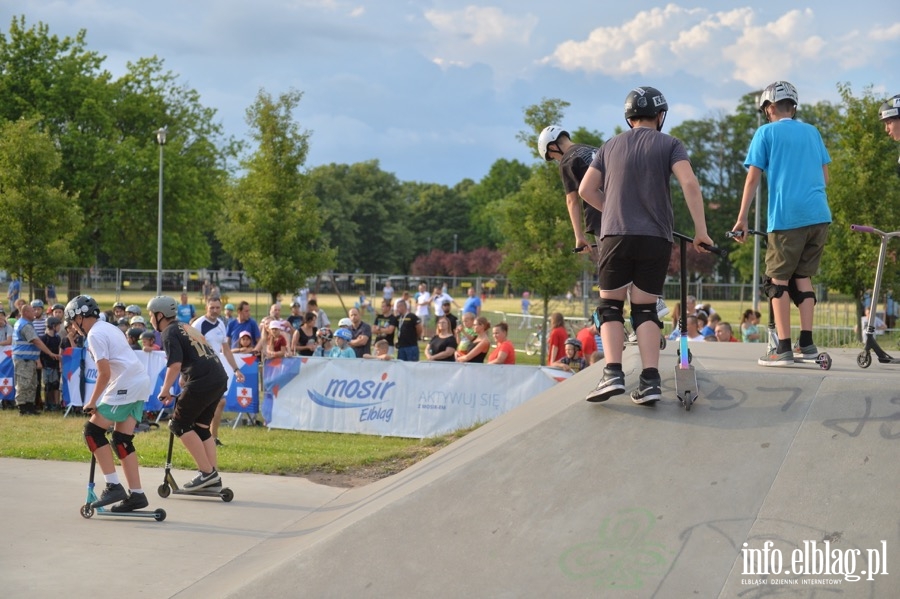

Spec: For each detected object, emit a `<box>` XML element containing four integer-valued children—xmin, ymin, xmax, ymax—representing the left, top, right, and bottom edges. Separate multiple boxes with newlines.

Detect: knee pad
<box><xmin>763</xmin><ymin>278</ymin><xmax>789</xmax><ymax>300</ymax></box>
<box><xmin>112</xmin><ymin>431</ymin><xmax>135</xmax><ymax>460</ymax></box>
<box><xmin>593</xmin><ymin>299</ymin><xmax>625</xmax><ymax>328</ymax></box>
<box><xmin>168</xmin><ymin>418</ymin><xmax>193</xmax><ymax>438</ymax></box>
<box><xmin>631</xmin><ymin>302</ymin><xmax>663</xmax><ymax>330</ymax></box>
<box><xmin>84</xmin><ymin>421</ymin><xmax>109</xmax><ymax>452</ymax></box>
<box><xmin>192</xmin><ymin>423</ymin><xmax>212</xmax><ymax>442</ymax></box>
<box><xmin>788</xmin><ymin>276</ymin><xmax>817</xmax><ymax>307</ymax></box>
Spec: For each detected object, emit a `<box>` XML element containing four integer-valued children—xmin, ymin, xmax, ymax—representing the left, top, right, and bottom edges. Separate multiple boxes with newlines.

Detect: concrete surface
<box><xmin>2</xmin><ymin>342</ymin><xmax>898</xmax><ymax>598</ymax></box>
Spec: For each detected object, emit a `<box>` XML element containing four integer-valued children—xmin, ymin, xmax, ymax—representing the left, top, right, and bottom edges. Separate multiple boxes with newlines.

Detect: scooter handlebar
<box><xmin>850</xmin><ymin>224</ymin><xmax>876</xmax><ymax>234</ymax></box>
<box><xmin>571</xmin><ymin>243</ymin><xmax>598</xmax><ymax>254</ymax></box>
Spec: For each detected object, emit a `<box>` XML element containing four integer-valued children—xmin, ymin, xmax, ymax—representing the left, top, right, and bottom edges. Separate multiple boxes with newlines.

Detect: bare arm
<box><xmin>85</xmin><ymin>358</ymin><xmax>110</xmax><ymax>411</ymax></box>
<box><xmin>577</xmin><ymin>166</ymin><xmax>605</xmax><ymax>213</ymax></box>
<box><xmin>732</xmin><ymin>165</ymin><xmax>763</xmax><ymax>243</ymax></box>
<box><xmin>672</xmin><ymin>160</ymin><xmax>712</xmax><ymax>251</ymax></box>
<box><xmin>159</xmin><ymin>363</ymin><xmax>182</xmax><ymax>404</ymax></box>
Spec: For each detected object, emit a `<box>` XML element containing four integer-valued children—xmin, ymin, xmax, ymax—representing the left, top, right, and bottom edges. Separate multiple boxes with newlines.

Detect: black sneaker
<box><xmin>111</xmin><ymin>491</ymin><xmax>149</xmax><ymax>512</ymax></box>
<box><xmin>585</xmin><ymin>367</ymin><xmax>626</xmax><ymax>403</ymax></box>
<box><xmin>631</xmin><ymin>375</ymin><xmax>662</xmax><ymax>405</ymax></box>
<box><xmin>94</xmin><ymin>483</ymin><xmax>127</xmax><ymax>507</ymax></box>
<box><xmin>184</xmin><ymin>469</ymin><xmax>221</xmax><ymax>490</ymax></box>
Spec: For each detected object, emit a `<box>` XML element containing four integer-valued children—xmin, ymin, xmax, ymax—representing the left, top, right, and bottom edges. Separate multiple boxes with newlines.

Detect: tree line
<box><xmin>1</xmin><ymin>16</ymin><xmax>897</xmax><ymax>312</ymax></box>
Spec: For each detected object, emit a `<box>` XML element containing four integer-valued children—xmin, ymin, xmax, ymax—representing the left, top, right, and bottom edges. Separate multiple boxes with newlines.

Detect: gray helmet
<box><xmin>879</xmin><ymin>94</ymin><xmax>900</xmax><ymax>122</ymax></box>
<box><xmin>758</xmin><ymin>81</ymin><xmax>798</xmax><ymax>113</ymax></box>
<box><xmin>564</xmin><ymin>337</ymin><xmax>582</xmax><ymax>351</ymax></box>
<box><xmin>125</xmin><ymin>304</ymin><xmax>142</xmax><ymax>315</ymax></box>
<box><xmin>30</xmin><ymin>299</ymin><xmax>44</xmax><ymax>308</ymax></box>
<box><xmin>537</xmin><ymin>125</ymin><xmax>569</xmax><ymax>161</ymax></box>
<box><xmin>147</xmin><ymin>296</ymin><xmax>178</xmax><ymax>319</ymax></box>
<box><xmin>64</xmin><ymin>295</ymin><xmax>101</xmax><ymax>323</ymax></box>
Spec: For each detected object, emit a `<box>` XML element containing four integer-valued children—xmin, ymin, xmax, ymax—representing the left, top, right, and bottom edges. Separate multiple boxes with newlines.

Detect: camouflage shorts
<box><xmin>13</xmin><ymin>359</ymin><xmax>38</xmax><ymax>406</ymax></box>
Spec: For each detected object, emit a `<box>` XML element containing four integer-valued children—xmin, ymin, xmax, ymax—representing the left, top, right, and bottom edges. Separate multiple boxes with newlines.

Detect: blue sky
<box><xmin>2</xmin><ymin>1</ymin><xmax>897</xmax><ymax>186</ymax></box>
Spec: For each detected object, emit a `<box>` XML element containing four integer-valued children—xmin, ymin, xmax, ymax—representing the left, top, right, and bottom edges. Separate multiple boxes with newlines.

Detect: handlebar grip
<box><xmin>700</xmin><ymin>243</ymin><xmax>727</xmax><ymax>257</ymax></box>
<box><xmin>571</xmin><ymin>244</ymin><xmax>598</xmax><ymax>254</ymax></box>
<box><xmin>851</xmin><ymin>224</ymin><xmax>876</xmax><ymax>233</ymax></box>
<box><xmin>724</xmin><ymin>231</ymin><xmax>743</xmax><ymax>239</ymax></box>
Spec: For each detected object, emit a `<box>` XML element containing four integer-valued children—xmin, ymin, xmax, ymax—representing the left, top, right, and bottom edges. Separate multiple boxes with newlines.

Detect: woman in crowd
<box><xmin>455</xmin><ymin>316</ymin><xmax>491</xmax><ymax>363</ymax></box>
<box><xmin>292</xmin><ymin>312</ymin><xmax>318</xmax><ymax>356</ymax></box>
<box><xmin>547</xmin><ymin>312</ymin><xmax>568</xmax><ymax>364</ymax></box>
<box><xmin>425</xmin><ymin>316</ymin><xmax>458</xmax><ymax>361</ymax></box>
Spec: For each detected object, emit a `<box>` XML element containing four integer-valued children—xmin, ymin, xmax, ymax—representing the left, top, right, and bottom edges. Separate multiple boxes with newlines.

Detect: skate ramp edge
<box><xmin>194</xmin><ymin>344</ymin><xmax>899</xmax><ymax>598</ymax></box>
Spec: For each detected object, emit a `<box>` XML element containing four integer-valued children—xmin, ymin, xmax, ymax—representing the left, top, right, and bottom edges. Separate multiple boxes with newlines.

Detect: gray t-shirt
<box><xmin>589</xmin><ymin>127</ymin><xmax>689</xmax><ymax>242</ymax></box>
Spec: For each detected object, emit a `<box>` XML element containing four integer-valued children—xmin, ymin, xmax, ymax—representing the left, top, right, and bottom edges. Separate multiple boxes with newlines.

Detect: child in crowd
<box><xmin>126</xmin><ymin>327</ymin><xmax>142</xmax><ymax>350</ymax></box>
<box><xmin>312</xmin><ymin>328</ymin><xmax>334</xmax><ymax>357</ymax></box>
<box><xmin>363</xmin><ymin>339</ymin><xmax>392</xmax><ymax>360</ymax></box>
<box><xmin>328</xmin><ymin>328</ymin><xmax>356</xmax><ymax>358</ymax></box>
<box><xmin>39</xmin><ymin>316</ymin><xmax>63</xmax><ymax>411</ymax></box>
<box><xmin>551</xmin><ymin>338</ymin><xmax>588</xmax><ymax>373</ymax></box>
<box><xmin>140</xmin><ymin>331</ymin><xmax>160</xmax><ymax>352</ymax></box>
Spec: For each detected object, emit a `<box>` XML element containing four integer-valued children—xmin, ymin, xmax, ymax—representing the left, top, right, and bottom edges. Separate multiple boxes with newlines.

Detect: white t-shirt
<box><xmin>415</xmin><ymin>291</ymin><xmax>432</xmax><ymax>318</ymax></box>
<box><xmin>193</xmin><ymin>315</ymin><xmax>228</xmax><ymax>350</ymax></box>
<box><xmin>85</xmin><ymin>320</ymin><xmax>149</xmax><ymax>406</ymax></box>
<box><xmin>431</xmin><ymin>292</ymin><xmax>453</xmax><ymax>316</ymax></box>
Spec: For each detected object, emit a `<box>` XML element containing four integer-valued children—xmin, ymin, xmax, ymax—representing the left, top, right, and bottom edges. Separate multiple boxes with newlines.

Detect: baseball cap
<box><xmin>238</xmin><ymin>330</ymin><xmax>252</xmax><ymax>338</ymax></box>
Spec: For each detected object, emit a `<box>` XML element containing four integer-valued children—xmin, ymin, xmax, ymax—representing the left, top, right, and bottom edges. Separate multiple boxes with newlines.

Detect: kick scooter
<box><xmin>672</xmin><ymin>232</ymin><xmax>727</xmax><ymax>410</ymax></box>
<box><xmin>726</xmin><ymin>230</ymin><xmax>832</xmax><ymax>369</ymax></box>
<box><xmin>157</xmin><ymin>430</ymin><xmax>234</xmax><ymax>502</ymax></box>
<box><xmin>851</xmin><ymin>224</ymin><xmax>900</xmax><ymax>368</ymax></box>
<box><xmin>80</xmin><ymin>454</ymin><xmax>166</xmax><ymax>521</ymax></box>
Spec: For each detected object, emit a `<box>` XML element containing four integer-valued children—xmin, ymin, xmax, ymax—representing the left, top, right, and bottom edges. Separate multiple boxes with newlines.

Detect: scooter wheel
<box><xmin>221</xmin><ymin>488</ymin><xmax>234</xmax><ymax>502</ymax></box>
<box><xmin>857</xmin><ymin>352</ymin><xmax>872</xmax><ymax>369</ymax></box>
<box><xmin>683</xmin><ymin>391</ymin><xmax>693</xmax><ymax>412</ymax></box>
<box><xmin>154</xmin><ymin>508</ymin><xmax>167</xmax><ymax>522</ymax></box>
<box><xmin>817</xmin><ymin>353</ymin><xmax>832</xmax><ymax>370</ymax></box>
<box><xmin>80</xmin><ymin>503</ymin><xmax>95</xmax><ymax>519</ymax></box>
<box><xmin>157</xmin><ymin>483</ymin><xmax>172</xmax><ymax>498</ymax></box>
<box><xmin>659</xmin><ymin>336</ymin><xmax>666</xmax><ymax>350</ymax></box>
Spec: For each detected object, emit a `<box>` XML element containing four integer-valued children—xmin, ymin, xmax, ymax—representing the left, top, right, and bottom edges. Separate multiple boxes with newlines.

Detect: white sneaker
<box><xmin>656</xmin><ymin>298</ymin><xmax>670</xmax><ymax>320</ymax></box>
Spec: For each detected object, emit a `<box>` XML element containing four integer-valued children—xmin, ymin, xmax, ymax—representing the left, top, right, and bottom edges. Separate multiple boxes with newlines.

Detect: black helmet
<box><xmin>624</xmin><ymin>86</ymin><xmax>668</xmax><ymax>126</ymax></box>
<box><xmin>879</xmin><ymin>94</ymin><xmax>900</xmax><ymax>122</ymax></box>
<box><xmin>113</xmin><ymin>301</ymin><xmax>126</xmax><ymax>310</ymax></box>
<box><xmin>564</xmin><ymin>337</ymin><xmax>582</xmax><ymax>351</ymax></box>
<box><xmin>64</xmin><ymin>295</ymin><xmax>100</xmax><ymax>323</ymax></box>
<box><xmin>51</xmin><ymin>303</ymin><xmax>65</xmax><ymax>311</ymax></box>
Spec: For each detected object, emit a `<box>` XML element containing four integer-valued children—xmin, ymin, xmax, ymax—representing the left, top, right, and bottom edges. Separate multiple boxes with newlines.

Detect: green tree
<box><xmin>820</xmin><ymin>84</ymin><xmax>900</xmax><ymax>322</ymax></box>
<box><xmin>498</xmin><ymin>98</ymin><xmax>584</xmax><ymax>364</ymax></box>
<box><xmin>219</xmin><ymin>89</ymin><xmax>334</xmax><ymax>302</ymax></box>
<box><xmin>0</xmin><ymin>17</ymin><xmax>233</xmax><ymax>269</ymax></box>
<box><xmin>308</xmin><ymin>161</ymin><xmax>406</xmax><ymax>272</ymax></box>
<box><xmin>0</xmin><ymin>118</ymin><xmax>82</xmax><ymax>297</ymax></box>
<box><xmin>466</xmin><ymin>159</ymin><xmax>530</xmax><ymax>249</ymax></box>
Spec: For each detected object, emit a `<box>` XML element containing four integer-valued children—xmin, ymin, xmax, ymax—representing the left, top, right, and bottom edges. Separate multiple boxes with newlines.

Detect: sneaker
<box><xmin>793</xmin><ymin>343</ymin><xmax>818</xmax><ymax>359</ymax></box>
<box><xmin>656</xmin><ymin>298</ymin><xmax>670</xmax><ymax>320</ymax></box>
<box><xmin>585</xmin><ymin>368</ymin><xmax>626</xmax><ymax>403</ymax></box>
<box><xmin>183</xmin><ymin>469</ymin><xmax>221</xmax><ymax>490</ymax></box>
<box><xmin>627</xmin><ymin>331</ymin><xmax>638</xmax><ymax>344</ymax></box>
<box><xmin>111</xmin><ymin>491</ymin><xmax>149</xmax><ymax>512</ymax></box>
<box><xmin>758</xmin><ymin>349</ymin><xmax>794</xmax><ymax>367</ymax></box>
<box><xmin>631</xmin><ymin>375</ymin><xmax>662</xmax><ymax>405</ymax></box>
<box><xmin>95</xmin><ymin>483</ymin><xmax>127</xmax><ymax>506</ymax></box>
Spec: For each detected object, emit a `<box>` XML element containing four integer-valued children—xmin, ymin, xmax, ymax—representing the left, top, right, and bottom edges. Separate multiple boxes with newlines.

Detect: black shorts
<box><xmin>173</xmin><ymin>382</ymin><xmax>227</xmax><ymax>428</ymax></box>
<box><xmin>598</xmin><ymin>235</ymin><xmax>672</xmax><ymax>296</ymax></box>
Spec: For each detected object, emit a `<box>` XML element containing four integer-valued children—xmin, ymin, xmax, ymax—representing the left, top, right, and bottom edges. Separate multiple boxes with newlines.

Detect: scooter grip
<box><xmin>851</xmin><ymin>224</ymin><xmax>875</xmax><ymax>233</ymax></box>
<box><xmin>700</xmin><ymin>242</ymin><xmax>727</xmax><ymax>257</ymax></box>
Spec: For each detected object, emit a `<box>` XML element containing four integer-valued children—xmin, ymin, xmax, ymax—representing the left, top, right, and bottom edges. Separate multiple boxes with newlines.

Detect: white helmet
<box><xmin>759</xmin><ymin>81</ymin><xmax>798</xmax><ymax>113</ymax></box>
<box><xmin>537</xmin><ymin>126</ymin><xmax>569</xmax><ymax>161</ymax></box>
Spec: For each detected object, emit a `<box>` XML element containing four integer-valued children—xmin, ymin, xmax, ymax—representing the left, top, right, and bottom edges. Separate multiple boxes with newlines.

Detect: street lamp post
<box><xmin>155</xmin><ymin>126</ymin><xmax>167</xmax><ymax>296</ymax></box>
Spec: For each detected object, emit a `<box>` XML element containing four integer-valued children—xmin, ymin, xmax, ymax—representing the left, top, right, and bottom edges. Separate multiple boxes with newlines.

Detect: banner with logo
<box><xmin>267</xmin><ymin>357</ymin><xmax>570</xmax><ymax>438</ymax></box>
<box><xmin>0</xmin><ymin>348</ymin><xmax>14</xmax><ymax>401</ymax></box>
<box><xmin>62</xmin><ymin>348</ymin><xmax>256</xmax><ymax>412</ymax></box>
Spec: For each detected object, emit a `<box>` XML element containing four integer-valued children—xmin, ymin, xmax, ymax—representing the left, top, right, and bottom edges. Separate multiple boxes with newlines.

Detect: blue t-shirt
<box><xmin>226</xmin><ymin>318</ymin><xmax>261</xmax><ymax>348</ymax></box>
<box><xmin>176</xmin><ymin>303</ymin><xmax>196</xmax><ymax>324</ymax></box>
<box><xmin>327</xmin><ymin>345</ymin><xmax>356</xmax><ymax>358</ymax></box>
<box><xmin>744</xmin><ymin>119</ymin><xmax>832</xmax><ymax>231</ymax></box>
<box><xmin>463</xmin><ymin>295</ymin><xmax>482</xmax><ymax>315</ymax></box>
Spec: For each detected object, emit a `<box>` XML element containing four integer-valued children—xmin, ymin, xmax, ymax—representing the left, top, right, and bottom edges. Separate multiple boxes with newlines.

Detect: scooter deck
<box><xmin>159</xmin><ymin>471</ymin><xmax>234</xmax><ymax>502</ymax></box>
<box><xmin>674</xmin><ymin>365</ymin><xmax>697</xmax><ymax>411</ymax></box>
<box><xmin>81</xmin><ymin>504</ymin><xmax>166</xmax><ymax>520</ymax></box>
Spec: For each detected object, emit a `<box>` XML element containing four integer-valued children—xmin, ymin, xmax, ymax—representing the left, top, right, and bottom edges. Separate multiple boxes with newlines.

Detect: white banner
<box><xmin>268</xmin><ymin>357</ymin><xmax>570</xmax><ymax>438</ymax></box>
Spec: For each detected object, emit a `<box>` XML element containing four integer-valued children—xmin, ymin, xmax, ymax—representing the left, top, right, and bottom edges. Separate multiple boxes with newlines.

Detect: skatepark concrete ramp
<box><xmin>206</xmin><ymin>343</ymin><xmax>898</xmax><ymax>598</ymax></box>
<box><xmin>2</xmin><ymin>343</ymin><xmax>897</xmax><ymax>599</ymax></box>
